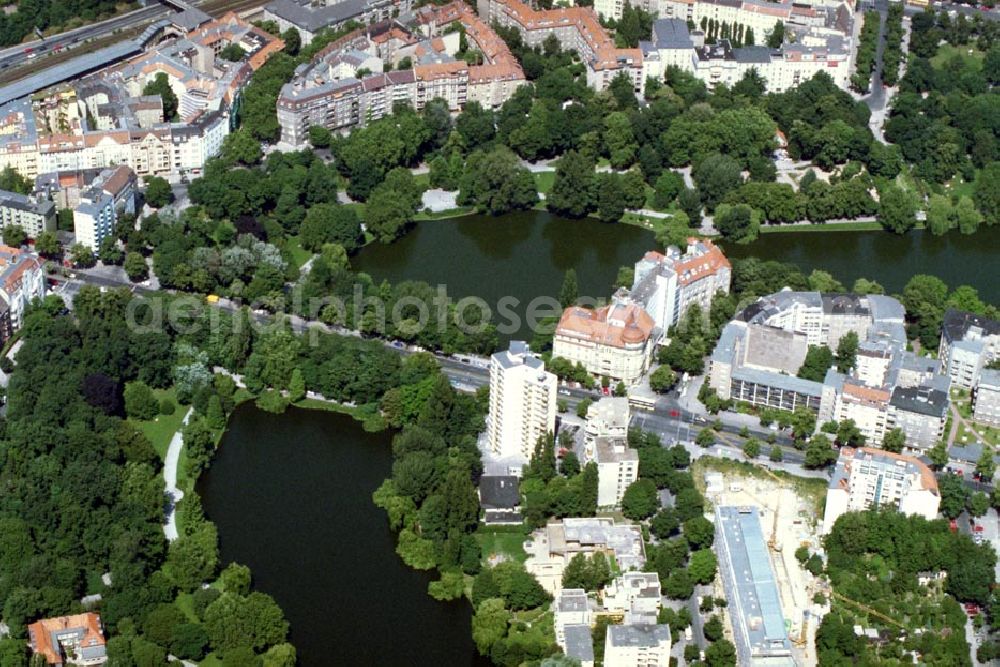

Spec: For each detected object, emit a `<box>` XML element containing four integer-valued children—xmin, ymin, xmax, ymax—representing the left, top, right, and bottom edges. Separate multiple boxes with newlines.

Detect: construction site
<box><xmin>700</xmin><ymin>460</ymin><xmax>826</xmax><ymax>666</ymax></box>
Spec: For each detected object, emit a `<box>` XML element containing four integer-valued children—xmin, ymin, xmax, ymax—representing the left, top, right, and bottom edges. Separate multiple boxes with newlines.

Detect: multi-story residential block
<box><xmin>487</xmin><ymin>340</ymin><xmax>557</xmax><ymax>468</ymax></box>
<box><xmin>939</xmin><ymin>309</ymin><xmax>1000</xmax><ymax>390</ymax></box>
<box><xmin>553</xmin><ymin>301</ymin><xmax>657</xmax><ymax>385</ymax></box>
<box><xmin>72</xmin><ymin>166</ymin><xmax>139</xmax><ymax>251</ymax></box>
<box><xmin>264</xmin><ymin>0</ymin><xmax>410</xmax><ymax>46</ymax></box>
<box><xmin>584</xmin><ymin>397</ymin><xmax>631</xmax><ymax>444</ymax></box>
<box><xmin>554</xmin><ymin>589</ymin><xmax>591</xmax><ymax>649</ymax></box>
<box><xmin>564</xmin><ymin>625</ymin><xmax>596</xmax><ymax>667</ymax></box>
<box><xmin>624</xmin><ymin>238</ymin><xmax>731</xmax><ymax>333</ymax></box>
<box><xmin>0</xmin><ymin>245</ymin><xmax>45</xmax><ymax>343</ymax></box>
<box><xmin>28</xmin><ymin>613</ymin><xmax>107</xmax><ymax>666</ymax></box>
<box><xmin>602</xmin><ymin>572</ymin><xmax>662</xmax><ymax>625</ymax></box>
<box><xmin>525</xmin><ymin>518</ymin><xmax>646</xmax><ymax>593</ymax></box>
<box><xmin>478</xmin><ymin>0</ymin><xmax>645</xmax><ymax>93</ymax></box>
<box><xmin>828</xmin><ymin>379</ymin><xmax>891</xmax><ymax>445</ymax></box>
<box><xmin>277</xmin><ymin>4</ymin><xmax>526</xmax><ymax>146</ymax></box>
<box><xmin>592</xmin><ymin>436</ymin><xmax>639</xmax><ymax>508</ymax></box>
<box><xmin>888</xmin><ymin>385</ymin><xmax>949</xmax><ymax>451</ymax></box>
<box><xmin>0</xmin><ymin>189</ymin><xmax>55</xmax><ymax>238</ymax></box>
<box><xmin>603</xmin><ymin>625</ymin><xmax>671</xmax><ymax>667</ymax></box>
<box><xmin>822</xmin><ymin>447</ymin><xmax>940</xmax><ymax>534</ymax></box>
<box><xmin>973</xmin><ymin>369</ymin><xmax>1000</xmax><ymax>427</ymax></box>
<box><xmin>0</xmin><ymin>14</ymin><xmax>282</xmax><ymax>181</ymax></box>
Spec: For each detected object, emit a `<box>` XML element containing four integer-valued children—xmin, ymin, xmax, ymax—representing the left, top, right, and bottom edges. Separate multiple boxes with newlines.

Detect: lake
<box><xmin>353</xmin><ymin>210</ymin><xmax>656</xmax><ymax>342</ymax></box>
<box><xmin>354</xmin><ymin>214</ymin><xmax>999</xmax><ymax>330</ymax></box>
<box><xmin>725</xmin><ymin>225</ymin><xmax>1000</xmax><ymax>296</ymax></box>
<box><xmin>197</xmin><ymin>404</ymin><xmax>490</xmax><ymax>667</ymax></box>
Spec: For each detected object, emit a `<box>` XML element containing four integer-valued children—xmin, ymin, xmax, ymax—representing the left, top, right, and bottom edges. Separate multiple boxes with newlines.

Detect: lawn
<box><xmin>534</xmin><ymin>170</ymin><xmax>556</xmax><ymax>194</ymax></box>
<box><xmin>477</xmin><ymin>527</ymin><xmax>530</xmax><ymax>564</ymax></box>
<box><xmin>284</xmin><ymin>235</ymin><xmax>314</xmax><ymax>271</ymax></box>
<box><xmin>175</xmin><ymin>592</ymin><xmax>199</xmax><ymax>623</ymax></box>
<box><xmin>930</xmin><ymin>43</ymin><xmax>984</xmax><ymax>70</ymax></box>
<box><xmin>135</xmin><ymin>387</ymin><xmax>186</xmax><ymax>460</ymax></box>
<box><xmin>760</xmin><ymin>220</ymin><xmax>883</xmax><ymax>234</ymax></box>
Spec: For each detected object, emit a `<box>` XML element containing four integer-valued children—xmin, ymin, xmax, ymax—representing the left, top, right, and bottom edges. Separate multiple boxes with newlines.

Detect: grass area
<box><xmin>413</xmin><ymin>172</ymin><xmax>430</xmax><ymax>188</ymax></box>
<box><xmin>85</xmin><ymin>571</ymin><xmax>105</xmax><ymax>596</ymax></box>
<box><xmin>534</xmin><ymin>170</ymin><xmax>556</xmax><ymax>194</ymax></box>
<box><xmin>135</xmin><ymin>387</ymin><xmax>186</xmax><ymax>460</ymax></box>
<box><xmin>930</xmin><ymin>43</ymin><xmax>984</xmax><ymax>70</ymax></box>
<box><xmin>199</xmin><ymin>653</ymin><xmax>223</xmax><ymax>667</ymax></box>
<box><xmin>284</xmin><ymin>235</ymin><xmax>314</xmax><ymax>271</ymax></box>
<box><xmin>760</xmin><ymin>220</ymin><xmax>883</xmax><ymax>233</ymax></box>
<box><xmin>414</xmin><ymin>206</ymin><xmax>474</xmax><ymax>221</ymax></box>
<box><xmin>175</xmin><ymin>592</ymin><xmax>199</xmax><ymax>623</ymax></box>
<box><xmin>691</xmin><ymin>455</ymin><xmax>829</xmax><ymax>514</ymax></box>
<box><xmin>477</xmin><ymin>526</ymin><xmax>530</xmax><ymax>564</ymax></box>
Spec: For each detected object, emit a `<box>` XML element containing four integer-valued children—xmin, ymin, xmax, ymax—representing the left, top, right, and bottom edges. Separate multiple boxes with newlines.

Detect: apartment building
<box><xmin>0</xmin><ymin>189</ymin><xmax>55</xmax><ymax>238</ymax></box>
<box><xmin>477</xmin><ymin>0</ymin><xmax>645</xmax><ymax>93</ymax></box>
<box><xmin>604</xmin><ymin>625</ymin><xmax>671</xmax><ymax>667</ymax></box>
<box><xmin>72</xmin><ymin>166</ymin><xmax>138</xmax><ymax>251</ymax></box>
<box><xmin>0</xmin><ymin>245</ymin><xmax>45</xmax><ymax>343</ymax></box>
<box><xmin>28</xmin><ymin>613</ymin><xmax>107</xmax><ymax>666</ymax></box>
<box><xmin>602</xmin><ymin>572</ymin><xmax>662</xmax><ymax>625</ymax></box>
<box><xmin>525</xmin><ymin>518</ymin><xmax>646</xmax><ymax>593</ymax></box>
<box><xmin>888</xmin><ymin>385</ymin><xmax>948</xmax><ymax>451</ymax></box>
<box><xmin>264</xmin><ymin>0</ymin><xmax>409</xmax><ymax>46</ymax></box>
<box><xmin>487</xmin><ymin>340</ymin><xmax>557</xmax><ymax>468</ymax></box>
<box><xmin>554</xmin><ymin>589</ymin><xmax>591</xmax><ymax>649</ymax></box>
<box><xmin>973</xmin><ymin>369</ymin><xmax>1000</xmax><ymax>427</ymax></box>
<box><xmin>822</xmin><ymin>447</ymin><xmax>940</xmax><ymax>534</ymax></box>
<box><xmin>0</xmin><ymin>14</ymin><xmax>282</xmax><ymax>181</ymax></box>
<box><xmin>625</xmin><ymin>239</ymin><xmax>731</xmax><ymax>334</ymax></box>
<box><xmin>939</xmin><ymin>309</ymin><xmax>1000</xmax><ymax>390</ymax></box>
<box><xmin>553</xmin><ymin>301</ymin><xmax>657</xmax><ymax>385</ymax></box>
<box><xmin>277</xmin><ymin>4</ymin><xmax>526</xmax><ymax>146</ymax></box>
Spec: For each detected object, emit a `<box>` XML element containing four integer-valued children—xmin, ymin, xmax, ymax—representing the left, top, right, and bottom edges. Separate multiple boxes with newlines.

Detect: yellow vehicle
<box><xmin>205</xmin><ymin>294</ymin><xmax>220</xmax><ymax>304</ymax></box>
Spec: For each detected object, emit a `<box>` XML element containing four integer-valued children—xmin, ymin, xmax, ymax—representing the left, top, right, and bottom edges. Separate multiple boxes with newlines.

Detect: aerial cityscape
<box><xmin>0</xmin><ymin>0</ymin><xmax>995</xmax><ymax>664</ymax></box>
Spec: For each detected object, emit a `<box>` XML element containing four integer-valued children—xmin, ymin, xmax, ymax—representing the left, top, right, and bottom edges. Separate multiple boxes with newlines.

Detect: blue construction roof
<box><xmin>716</xmin><ymin>506</ymin><xmax>794</xmax><ymax>665</ymax></box>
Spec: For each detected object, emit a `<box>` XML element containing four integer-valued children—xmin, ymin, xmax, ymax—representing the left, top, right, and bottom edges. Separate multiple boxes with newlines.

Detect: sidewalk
<box><xmin>163</xmin><ymin>408</ymin><xmax>193</xmax><ymax>542</ymax></box>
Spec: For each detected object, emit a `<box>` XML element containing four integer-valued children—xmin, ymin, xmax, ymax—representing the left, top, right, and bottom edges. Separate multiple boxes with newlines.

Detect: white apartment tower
<box><xmin>487</xmin><ymin>341</ymin><xmax>557</xmax><ymax>467</ymax></box>
<box><xmin>822</xmin><ymin>447</ymin><xmax>940</xmax><ymax>534</ymax></box>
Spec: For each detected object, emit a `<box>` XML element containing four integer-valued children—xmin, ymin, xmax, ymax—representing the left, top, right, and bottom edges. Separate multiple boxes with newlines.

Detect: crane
<box><xmin>829</xmin><ymin>591</ymin><xmax>906</xmax><ymax>629</ymax></box>
<box><xmin>753</xmin><ymin>463</ymin><xmax>787</xmax><ymax>552</ymax></box>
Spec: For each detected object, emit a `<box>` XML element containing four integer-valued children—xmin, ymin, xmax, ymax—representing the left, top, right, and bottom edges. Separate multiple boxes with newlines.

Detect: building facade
<box><xmin>0</xmin><ymin>189</ymin><xmax>55</xmax><ymax>238</ymax></box>
<box><xmin>27</xmin><ymin>613</ymin><xmax>107</xmax><ymax>666</ymax></box>
<box><xmin>487</xmin><ymin>341</ymin><xmax>557</xmax><ymax>468</ymax></box>
<box><xmin>604</xmin><ymin>625</ymin><xmax>671</xmax><ymax>667</ymax></box>
<box><xmin>277</xmin><ymin>4</ymin><xmax>526</xmax><ymax>146</ymax></box>
<box><xmin>625</xmin><ymin>238</ymin><xmax>731</xmax><ymax>333</ymax></box>
<box><xmin>0</xmin><ymin>245</ymin><xmax>45</xmax><ymax>342</ymax></box>
<box><xmin>973</xmin><ymin>369</ymin><xmax>1000</xmax><ymax>427</ymax></box>
<box><xmin>553</xmin><ymin>301</ymin><xmax>657</xmax><ymax>385</ymax></box>
<box><xmin>822</xmin><ymin>447</ymin><xmax>940</xmax><ymax>534</ymax></box>
<box><xmin>939</xmin><ymin>309</ymin><xmax>1000</xmax><ymax>390</ymax></box>
<box><xmin>72</xmin><ymin>166</ymin><xmax>138</xmax><ymax>251</ymax></box>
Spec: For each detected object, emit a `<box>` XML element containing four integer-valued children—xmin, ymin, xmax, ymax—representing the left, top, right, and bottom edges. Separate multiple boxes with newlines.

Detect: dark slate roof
<box><xmin>265</xmin><ymin>0</ymin><xmax>368</xmax><ymax>32</ymax></box>
<box><xmin>479</xmin><ymin>476</ymin><xmax>520</xmax><ymax>509</ymax></box>
<box><xmin>652</xmin><ymin>19</ymin><xmax>694</xmax><ymax>49</ymax></box>
<box><xmin>942</xmin><ymin>309</ymin><xmax>1000</xmax><ymax>345</ymax></box>
<box><xmin>733</xmin><ymin>46</ymin><xmax>773</xmax><ymax>64</ymax></box>
<box><xmin>890</xmin><ymin>385</ymin><xmax>948</xmax><ymax>418</ymax></box>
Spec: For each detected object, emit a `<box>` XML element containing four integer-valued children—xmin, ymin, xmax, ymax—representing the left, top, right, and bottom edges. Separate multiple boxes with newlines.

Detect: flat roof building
<box><xmin>715</xmin><ymin>506</ymin><xmax>795</xmax><ymax>667</ymax></box>
<box><xmin>487</xmin><ymin>340</ymin><xmax>557</xmax><ymax>470</ymax></box>
<box><xmin>974</xmin><ymin>369</ymin><xmax>1000</xmax><ymax>428</ymax></box>
<box><xmin>604</xmin><ymin>624</ymin><xmax>671</xmax><ymax>667</ymax></box>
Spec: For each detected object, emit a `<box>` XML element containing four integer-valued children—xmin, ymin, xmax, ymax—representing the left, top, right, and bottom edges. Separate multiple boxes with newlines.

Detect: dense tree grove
<box><xmin>0</xmin><ymin>0</ymin><xmax>126</xmax><ymax>47</ymax></box>
<box><xmin>820</xmin><ymin>510</ymin><xmax>996</xmax><ymax>664</ymax></box>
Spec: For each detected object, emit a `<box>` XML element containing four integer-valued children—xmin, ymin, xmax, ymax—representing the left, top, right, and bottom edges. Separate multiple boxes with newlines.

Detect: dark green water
<box><xmin>354</xmin><ymin>214</ymin><xmax>999</xmax><ymax>325</ymax></box>
<box><xmin>724</xmin><ymin>226</ymin><xmax>1000</xmax><ymax>296</ymax></box>
<box><xmin>353</xmin><ymin>210</ymin><xmax>656</xmax><ymax>342</ymax></box>
<box><xmin>197</xmin><ymin>404</ymin><xmax>490</xmax><ymax>667</ymax></box>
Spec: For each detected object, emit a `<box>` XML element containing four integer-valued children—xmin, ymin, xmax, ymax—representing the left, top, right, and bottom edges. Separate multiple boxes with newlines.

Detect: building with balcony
<box><xmin>822</xmin><ymin>447</ymin><xmax>940</xmax><ymax>534</ymax></box>
<box><xmin>603</xmin><ymin>625</ymin><xmax>671</xmax><ymax>667</ymax></box>
<box><xmin>28</xmin><ymin>613</ymin><xmax>107</xmax><ymax>666</ymax></box>
<box><xmin>0</xmin><ymin>244</ymin><xmax>45</xmax><ymax>342</ymax></box>
<box><xmin>973</xmin><ymin>369</ymin><xmax>1000</xmax><ymax>427</ymax></box>
<box><xmin>939</xmin><ymin>309</ymin><xmax>1000</xmax><ymax>390</ymax></box>
<box><xmin>487</xmin><ymin>340</ymin><xmax>557</xmax><ymax>469</ymax></box>
<box><xmin>553</xmin><ymin>301</ymin><xmax>657</xmax><ymax>385</ymax></box>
